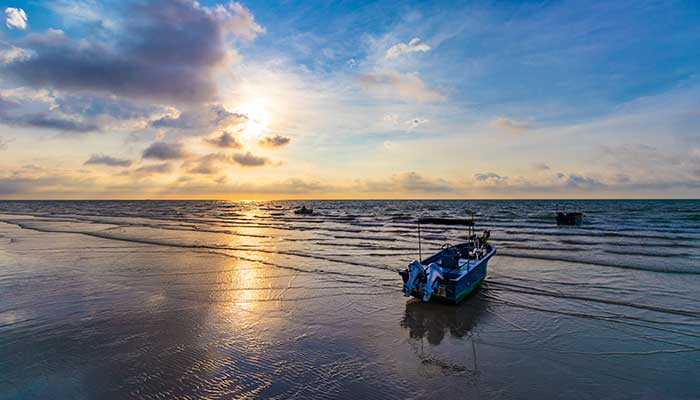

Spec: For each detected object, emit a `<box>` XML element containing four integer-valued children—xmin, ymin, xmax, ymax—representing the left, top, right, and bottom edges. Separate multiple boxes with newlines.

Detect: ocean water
<box><xmin>0</xmin><ymin>200</ymin><xmax>698</xmax><ymax>399</ymax></box>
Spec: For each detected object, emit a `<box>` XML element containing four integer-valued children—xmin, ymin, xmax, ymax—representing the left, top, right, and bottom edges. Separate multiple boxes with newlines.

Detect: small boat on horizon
<box><xmin>294</xmin><ymin>205</ymin><xmax>314</xmax><ymax>215</ymax></box>
<box><xmin>399</xmin><ymin>217</ymin><xmax>495</xmax><ymax>304</ymax></box>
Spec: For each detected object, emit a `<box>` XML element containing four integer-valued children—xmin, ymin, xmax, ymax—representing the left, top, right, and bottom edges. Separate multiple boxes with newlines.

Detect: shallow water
<box><xmin>0</xmin><ymin>200</ymin><xmax>699</xmax><ymax>399</ymax></box>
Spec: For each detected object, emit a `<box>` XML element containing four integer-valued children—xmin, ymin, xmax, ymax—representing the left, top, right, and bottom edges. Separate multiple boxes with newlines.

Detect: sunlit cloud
<box><xmin>385</xmin><ymin>37</ymin><xmax>431</xmax><ymax>59</ymax></box>
<box><xmin>488</xmin><ymin>117</ymin><xmax>531</xmax><ymax>134</ymax></box>
<box><xmin>5</xmin><ymin>7</ymin><xmax>27</xmax><ymax>30</ymax></box>
<box><xmin>134</xmin><ymin>163</ymin><xmax>173</xmax><ymax>175</ymax></box>
<box><xmin>358</xmin><ymin>70</ymin><xmax>445</xmax><ymax>103</ymax></box>
<box><xmin>0</xmin><ymin>43</ymin><xmax>33</xmax><ymax>64</ymax></box>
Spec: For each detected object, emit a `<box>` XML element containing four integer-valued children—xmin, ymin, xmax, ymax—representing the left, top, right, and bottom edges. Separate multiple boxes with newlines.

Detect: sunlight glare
<box><xmin>237</xmin><ymin>100</ymin><xmax>271</xmax><ymax>139</ymax></box>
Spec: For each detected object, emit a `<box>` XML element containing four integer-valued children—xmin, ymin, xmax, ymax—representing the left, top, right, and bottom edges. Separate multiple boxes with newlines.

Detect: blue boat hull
<box><xmin>399</xmin><ymin>245</ymin><xmax>494</xmax><ymax>304</ymax></box>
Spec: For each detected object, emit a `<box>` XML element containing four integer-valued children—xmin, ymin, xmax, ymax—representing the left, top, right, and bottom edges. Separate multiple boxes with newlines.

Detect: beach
<box><xmin>1</xmin><ymin>200</ymin><xmax>699</xmax><ymax>399</ymax></box>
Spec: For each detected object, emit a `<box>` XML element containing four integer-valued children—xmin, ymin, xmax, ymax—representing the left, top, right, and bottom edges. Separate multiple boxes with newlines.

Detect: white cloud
<box><xmin>359</xmin><ymin>70</ymin><xmax>445</xmax><ymax>103</ymax></box>
<box><xmin>385</xmin><ymin>37</ymin><xmax>431</xmax><ymax>59</ymax></box>
<box><xmin>488</xmin><ymin>117</ymin><xmax>531</xmax><ymax>134</ymax></box>
<box><xmin>214</xmin><ymin>2</ymin><xmax>265</xmax><ymax>42</ymax></box>
<box><xmin>0</xmin><ymin>42</ymin><xmax>32</xmax><ymax>64</ymax></box>
<box><xmin>5</xmin><ymin>7</ymin><xmax>27</xmax><ymax>30</ymax></box>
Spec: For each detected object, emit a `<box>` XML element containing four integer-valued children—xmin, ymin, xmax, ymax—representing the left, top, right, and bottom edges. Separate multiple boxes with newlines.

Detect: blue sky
<box><xmin>0</xmin><ymin>0</ymin><xmax>699</xmax><ymax>198</ymax></box>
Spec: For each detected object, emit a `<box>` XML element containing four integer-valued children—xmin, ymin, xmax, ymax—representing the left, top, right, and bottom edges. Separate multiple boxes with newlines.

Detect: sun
<box><xmin>236</xmin><ymin>101</ymin><xmax>271</xmax><ymax>138</ymax></box>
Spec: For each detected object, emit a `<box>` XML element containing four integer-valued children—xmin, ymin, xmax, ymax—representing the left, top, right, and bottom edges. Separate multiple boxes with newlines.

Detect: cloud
<box><xmin>532</xmin><ymin>162</ymin><xmax>550</xmax><ymax>171</ymax></box>
<box><xmin>164</xmin><ymin>177</ymin><xmax>334</xmax><ymax>196</ymax></box>
<box><xmin>185</xmin><ymin>153</ymin><xmax>230</xmax><ymax>174</ymax></box>
<box><xmin>56</xmin><ymin>93</ymin><xmax>164</xmax><ymax>121</ymax></box>
<box><xmin>385</xmin><ymin>37</ymin><xmax>431</xmax><ymax>59</ymax></box>
<box><xmin>0</xmin><ymin>42</ymin><xmax>32</xmax><ymax>64</ymax></box>
<box><xmin>134</xmin><ymin>163</ymin><xmax>173</xmax><ymax>175</ymax></box>
<box><xmin>152</xmin><ymin>104</ymin><xmax>247</xmax><ymax>132</ymax></box>
<box><xmin>84</xmin><ymin>154</ymin><xmax>132</xmax><ymax>167</ymax></box>
<box><xmin>561</xmin><ymin>173</ymin><xmax>605</xmax><ymax>189</ymax></box>
<box><xmin>259</xmin><ymin>134</ymin><xmax>291</xmax><ymax>148</ymax></box>
<box><xmin>359</xmin><ymin>70</ymin><xmax>445</xmax><ymax>103</ymax></box>
<box><xmin>0</xmin><ymin>112</ymin><xmax>99</xmax><ymax>133</ymax></box>
<box><xmin>1</xmin><ymin>0</ymin><xmax>264</xmax><ymax>104</ymax></box>
<box><xmin>205</xmin><ymin>132</ymin><xmax>242</xmax><ymax>148</ymax></box>
<box><xmin>473</xmin><ymin>172</ymin><xmax>507</xmax><ymax>183</ymax></box>
<box><xmin>5</xmin><ymin>8</ymin><xmax>27</xmax><ymax>30</ymax></box>
<box><xmin>142</xmin><ymin>142</ymin><xmax>187</xmax><ymax>160</ymax></box>
<box><xmin>224</xmin><ymin>2</ymin><xmax>265</xmax><ymax>42</ymax></box>
<box><xmin>233</xmin><ymin>151</ymin><xmax>268</xmax><ymax>167</ymax></box>
<box><xmin>488</xmin><ymin>117</ymin><xmax>531</xmax><ymax>134</ymax></box>
<box><xmin>359</xmin><ymin>172</ymin><xmax>453</xmax><ymax>193</ymax></box>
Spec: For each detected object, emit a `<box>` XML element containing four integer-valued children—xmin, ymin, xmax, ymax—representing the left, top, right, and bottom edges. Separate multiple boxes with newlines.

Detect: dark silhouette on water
<box><xmin>294</xmin><ymin>205</ymin><xmax>314</xmax><ymax>215</ymax></box>
<box><xmin>556</xmin><ymin>212</ymin><xmax>583</xmax><ymax>226</ymax></box>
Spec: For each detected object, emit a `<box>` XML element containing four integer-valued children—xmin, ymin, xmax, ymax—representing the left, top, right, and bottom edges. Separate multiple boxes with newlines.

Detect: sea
<box><xmin>0</xmin><ymin>199</ymin><xmax>698</xmax><ymax>399</ymax></box>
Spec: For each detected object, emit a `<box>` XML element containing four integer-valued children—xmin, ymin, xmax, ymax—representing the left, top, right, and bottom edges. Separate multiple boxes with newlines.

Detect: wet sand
<box><xmin>1</xmin><ymin>200</ymin><xmax>699</xmax><ymax>399</ymax></box>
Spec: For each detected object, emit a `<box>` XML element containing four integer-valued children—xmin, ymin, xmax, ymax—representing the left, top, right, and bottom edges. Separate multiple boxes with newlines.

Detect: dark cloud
<box><xmin>152</xmin><ymin>104</ymin><xmax>247</xmax><ymax>131</ymax></box>
<box><xmin>134</xmin><ymin>163</ymin><xmax>173</xmax><ymax>175</ymax></box>
<box><xmin>2</xmin><ymin>1</ymin><xmax>263</xmax><ymax>104</ymax></box>
<box><xmin>258</xmin><ymin>134</ymin><xmax>291</xmax><ymax>148</ymax></box>
<box><xmin>233</xmin><ymin>151</ymin><xmax>268</xmax><ymax>167</ymax></box>
<box><xmin>84</xmin><ymin>154</ymin><xmax>132</xmax><ymax>167</ymax></box>
<box><xmin>205</xmin><ymin>132</ymin><xmax>243</xmax><ymax>149</ymax></box>
<box><xmin>0</xmin><ymin>112</ymin><xmax>99</xmax><ymax>133</ymax></box>
<box><xmin>142</xmin><ymin>142</ymin><xmax>187</xmax><ymax>160</ymax></box>
<box><xmin>563</xmin><ymin>173</ymin><xmax>605</xmax><ymax>189</ymax></box>
<box><xmin>56</xmin><ymin>93</ymin><xmax>164</xmax><ymax>120</ymax></box>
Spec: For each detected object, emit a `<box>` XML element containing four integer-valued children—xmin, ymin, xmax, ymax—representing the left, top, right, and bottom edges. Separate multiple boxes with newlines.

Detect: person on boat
<box><xmin>480</xmin><ymin>230</ymin><xmax>490</xmax><ymax>246</ymax></box>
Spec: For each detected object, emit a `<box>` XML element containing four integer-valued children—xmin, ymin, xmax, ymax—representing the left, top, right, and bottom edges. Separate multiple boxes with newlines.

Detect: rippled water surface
<box><xmin>1</xmin><ymin>200</ymin><xmax>699</xmax><ymax>399</ymax></box>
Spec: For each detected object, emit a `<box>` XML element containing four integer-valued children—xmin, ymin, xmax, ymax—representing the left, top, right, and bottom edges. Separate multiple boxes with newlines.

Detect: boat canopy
<box><xmin>417</xmin><ymin>217</ymin><xmax>474</xmax><ymax>226</ymax></box>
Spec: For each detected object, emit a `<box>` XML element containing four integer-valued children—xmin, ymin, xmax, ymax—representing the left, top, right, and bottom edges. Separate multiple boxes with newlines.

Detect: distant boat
<box><xmin>556</xmin><ymin>212</ymin><xmax>583</xmax><ymax>226</ymax></box>
<box><xmin>399</xmin><ymin>217</ymin><xmax>495</xmax><ymax>304</ymax></box>
<box><xmin>294</xmin><ymin>205</ymin><xmax>314</xmax><ymax>215</ymax></box>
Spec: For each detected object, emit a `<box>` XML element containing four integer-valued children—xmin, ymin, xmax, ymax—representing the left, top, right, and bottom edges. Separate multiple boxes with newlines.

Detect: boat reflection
<box><xmin>401</xmin><ymin>294</ymin><xmax>488</xmax><ymax>345</ymax></box>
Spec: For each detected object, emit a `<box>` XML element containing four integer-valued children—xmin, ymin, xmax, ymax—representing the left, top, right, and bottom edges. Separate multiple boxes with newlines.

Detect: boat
<box><xmin>556</xmin><ymin>212</ymin><xmax>582</xmax><ymax>226</ymax></box>
<box><xmin>294</xmin><ymin>205</ymin><xmax>314</xmax><ymax>215</ymax></box>
<box><xmin>399</xmin><ymin>217</ymin><xmax>495</xmax><ymax>304</ymax></box>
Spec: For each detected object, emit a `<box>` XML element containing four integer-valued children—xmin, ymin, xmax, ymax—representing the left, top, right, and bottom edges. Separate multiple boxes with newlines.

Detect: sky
<box><xmin>0</xmin><ymin>0</ymin><xmax>699</xmax><ymax>199</ymax></box>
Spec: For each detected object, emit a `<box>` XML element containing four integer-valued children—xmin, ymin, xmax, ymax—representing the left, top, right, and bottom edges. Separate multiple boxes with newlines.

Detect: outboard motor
<box><xmin>404</xmin><ymin>260</ymin><xmax>426</xmax><ymax>297</ymax></box>
<box><xmin>422</xmin><ymin>263</ymin><xmax>444</xmax><ymax>302</ymax></box>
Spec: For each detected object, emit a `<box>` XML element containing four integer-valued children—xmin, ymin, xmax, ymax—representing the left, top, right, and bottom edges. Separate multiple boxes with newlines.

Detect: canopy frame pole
<box><xmin>418</xmin><ymin>221</ymin><xmax>422</xmax><ymax>261</ymax></box>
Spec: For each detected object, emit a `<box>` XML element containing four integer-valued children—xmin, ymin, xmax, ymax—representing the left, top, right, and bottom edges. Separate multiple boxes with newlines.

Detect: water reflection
<box><xmin>401</xmin><ymin>294</ymin><xmax>488</xmax><ymax>345</ymax></box>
